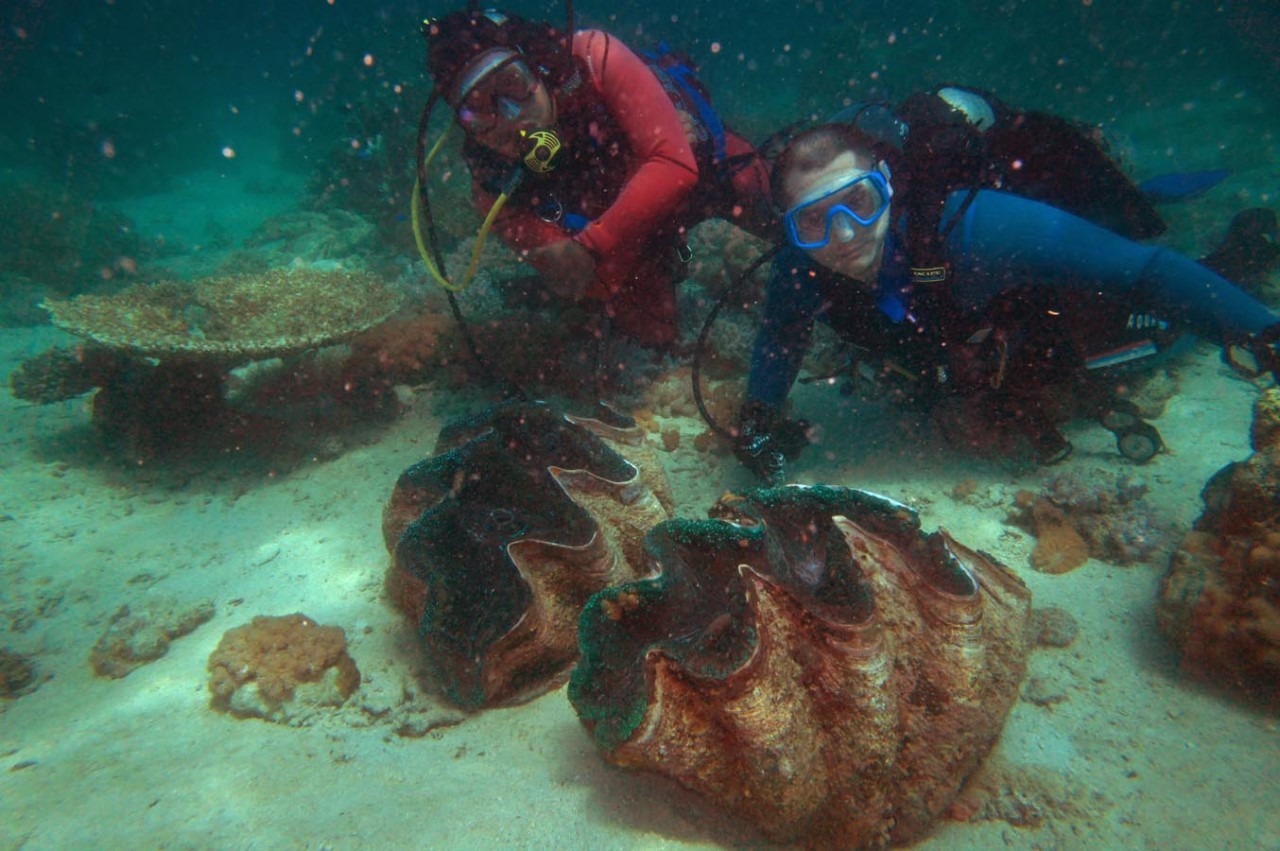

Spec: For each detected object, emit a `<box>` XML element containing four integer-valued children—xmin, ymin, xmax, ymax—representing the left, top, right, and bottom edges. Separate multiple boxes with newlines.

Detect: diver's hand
<box><xmin>733</xmin><ymin>430</ymin><xmax>788</xmax><ymax>487</ymax></box>
<box><xmin>527</xmin><ymin>238</ymin><xmax>596</xmax><ymax>301</ymax></box>
<box><xmin>732</xmin><ymin>401</ymin><xmax>811</xmax><ymax>487</ymax></box>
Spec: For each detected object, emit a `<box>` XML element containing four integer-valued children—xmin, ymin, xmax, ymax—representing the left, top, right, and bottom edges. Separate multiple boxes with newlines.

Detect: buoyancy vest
<box><xmin>838</xmin><ymin>86</ymin><xmax>1173</xmax><ymax>390</ymax></box>
<box><xmin>847</xmin><ymin>85</ymin><xmax>1165</xmax><ymax>287</ymax></box>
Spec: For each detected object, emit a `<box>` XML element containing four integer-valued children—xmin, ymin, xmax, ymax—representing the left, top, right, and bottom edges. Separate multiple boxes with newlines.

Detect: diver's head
<box><xmin>774</xmin><ymin>124</ymin><xmax>894</xmax><ymax>282</ymax></box>
<box><xmin>425</xmin><ymin>9</ymin><xmax>564</xmax><ymax>159</ymax></box>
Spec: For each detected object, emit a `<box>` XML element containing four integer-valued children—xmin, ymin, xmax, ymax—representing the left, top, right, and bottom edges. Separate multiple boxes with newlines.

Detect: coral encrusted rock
<box><xmin>569</xmin><ymin>484</ymin><xmax>1032</xmax><ymax>850</ymax></box>
<box><xmin>207</xmin><ymin>613</ymin><xmax>360</xmax><ymax>724</ymax></box>
<box><xmin>1158</xmin><ymin>388</ymin><xmax>1280</xmax><ymax>709</ymax></box>
<box><xmin>90</xmin><ymin>597</ymin><xmax>215</xmax><ymax>679</ymax></box>
<box><xmin>382</xmin><ymin>400</ymin><xmax>671</xmax><ymax>710</ymax></box>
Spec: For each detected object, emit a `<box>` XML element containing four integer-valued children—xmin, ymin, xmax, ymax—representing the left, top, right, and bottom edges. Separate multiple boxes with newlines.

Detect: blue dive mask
<box><xmin>783</xmin><ymin>169</ymin><xmax>892</xmax><ymax>250</ymax></box>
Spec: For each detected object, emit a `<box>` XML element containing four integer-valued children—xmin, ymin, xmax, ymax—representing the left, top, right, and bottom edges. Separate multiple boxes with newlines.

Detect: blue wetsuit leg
<box><xmin>945</xmin><ymin>190</ymin><xmax>1277</xmax><ymax>341</ymax></box>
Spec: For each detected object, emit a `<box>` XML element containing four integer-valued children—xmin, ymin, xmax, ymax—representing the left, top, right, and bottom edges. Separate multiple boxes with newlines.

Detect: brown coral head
<box><xmin>384</xmin><ymin>401</ymin><xmax>669</xmax><ymax>710</ymax></box>
<box><xmin>206</xmin><ymin>613</ymin><xmax>360</xmax><ymax>721</ymax></box>
<box><xmin>569</xmin><ymin>484</ymin><xmax>1032</xmax><ymax>849</ymax></box>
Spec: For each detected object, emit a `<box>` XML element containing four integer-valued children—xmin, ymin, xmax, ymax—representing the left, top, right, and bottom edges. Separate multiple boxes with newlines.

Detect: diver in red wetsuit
<box><xmin>424</xmin><ymin>8</ymin><xmax>773</xmax><ymax>348</ymax></box>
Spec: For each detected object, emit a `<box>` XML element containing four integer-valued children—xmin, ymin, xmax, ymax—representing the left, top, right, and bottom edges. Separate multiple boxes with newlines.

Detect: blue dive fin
<box><xmin>1139</xmin><ymin>169</ymin><xmax>1230</xmax><ymax>203</ymax></box>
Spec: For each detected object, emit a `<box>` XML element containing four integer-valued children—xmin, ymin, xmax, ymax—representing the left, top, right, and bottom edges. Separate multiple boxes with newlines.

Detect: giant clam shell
<box><xmin>383</xmin><ymin>401</ymin><xmax>670</xmax><ymax>709</ymax></box>
<box><xmin>569</xmin><ymin>484</ymin><xmax>1031</xmax><ymax>848</ymax></box>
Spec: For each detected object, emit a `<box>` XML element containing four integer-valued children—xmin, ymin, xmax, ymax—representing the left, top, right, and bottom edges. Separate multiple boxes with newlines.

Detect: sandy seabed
<box><xmin>1</xmin><ymin>320</ymin><xmax>1278</xmax><ymax>851</ymax></box>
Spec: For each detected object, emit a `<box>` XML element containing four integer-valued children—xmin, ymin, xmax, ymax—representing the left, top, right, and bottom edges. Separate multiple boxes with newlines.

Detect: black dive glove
<box><xmin>733</xmin><ymin>401</ymin><xmax>812</xmax><ymax>487</ymax></box>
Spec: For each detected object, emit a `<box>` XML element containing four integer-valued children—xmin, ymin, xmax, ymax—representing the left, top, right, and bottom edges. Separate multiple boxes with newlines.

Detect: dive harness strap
<box><xmin>641</xmin><ymin>42</ymin><xmax>726</xmax><ymax>165</ymax></box>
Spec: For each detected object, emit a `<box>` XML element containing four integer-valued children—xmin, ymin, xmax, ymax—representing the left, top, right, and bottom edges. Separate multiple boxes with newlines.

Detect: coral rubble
<box><xmin>1029</xmin><ymin>606</ymin><xmax>1081</xmax><ymax>649</ymax></box>
<box><xmin>90</xmin><ymin>597</ymin><xmax>215</xmax><ymax>679</ymax></box>
<box><xmin>569</xmin><ymin>484</ymin><xmax>1031</xmax><ymax>849</ymax></box>
<box><xmin>1010</xmin><ymin>470</ymin><xmax>1173</xmax><ymax>573</ymax></box>
<box><xmin>0</xmin><ymin>648</ymin><xmax>38</xmax><ymax>699</ymax></box>
<box><xmin>8</xmin><ymin>344</ymin><xmax>129</xmax><ymax>404</ymax></box>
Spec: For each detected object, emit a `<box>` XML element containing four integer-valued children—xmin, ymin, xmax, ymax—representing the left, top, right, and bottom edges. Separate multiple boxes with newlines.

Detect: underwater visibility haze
<box><xmin>0</xmin><ymin>0</ymin><xmax>1277</xmax><ymax>848</ymax></box>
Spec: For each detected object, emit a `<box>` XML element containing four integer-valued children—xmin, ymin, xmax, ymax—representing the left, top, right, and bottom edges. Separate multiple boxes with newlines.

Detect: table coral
<box><xmin>41</xmin><ymin>268</ymin><xmax>399</xmax><ymax>362</ymax></box>
<box><xmin>207</xmin><ymin>613</ymin><xmax>361</xmax><ymax>724</ymax></box>
<box><xmin>14</xmin><ymin>268</ymin><xmax>403</xmax><ymax>461</ymax></box>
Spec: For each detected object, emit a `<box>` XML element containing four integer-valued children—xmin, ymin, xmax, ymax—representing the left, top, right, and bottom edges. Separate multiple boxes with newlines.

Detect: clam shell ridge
<box><xmin>568</xmin><ymin>484</ymin><xmax>1031</xmax><ymax>849</ymax></box>
<box><xmin>383</xmin><ymin>401</ymin><xmax>669</xmax><ymax>709</ymax></box>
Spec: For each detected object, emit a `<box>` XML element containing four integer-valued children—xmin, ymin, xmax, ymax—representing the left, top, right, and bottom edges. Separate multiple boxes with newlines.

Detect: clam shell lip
<box><xmin>924</xmin><ymin>536</ymin><xmax>981</xmax><ymax>599</ymax></box>
<box><xmin>573</xmin><ymin>486</ymin><xmax>944</xmax><ymax>741</ymax></box>
<box><xmin>563</xmin><ymin>411</ymin><xmax>647</xmax><ymax>446</ymax></box>
<box><xmin>787</xmin><ymin>481</ymin><xmax>915</xmax><ymax>515</ymax></box>
<box><xmin>546</xmin><ymin>462</ymin><xmax>643</xmax><ymax>492</ymax></box>
<box><xmin>436</xmin><ymin>405</ymin><xmax>638</xmax><ymax>485</ymax></box>
<box><xmin>942</xmin><ymin>531</ymin><xmax>1030</xmax><ymax>605</ymax></box>
<box><xmin>739</xmin><ymin>562</ymin><xmax>883</xmax><ymax>637</ymax></box>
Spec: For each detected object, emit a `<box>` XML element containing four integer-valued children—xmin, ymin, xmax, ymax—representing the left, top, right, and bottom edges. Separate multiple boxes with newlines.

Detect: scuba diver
<box><xmin>418</xmin><ymin>5</ymin><xmax>774</xmax><ymax>350</ymax></box>
<box><xmin>731</xmin><ymin>86</ymin><xmax>1280</xmax><ymax>484</ymax></box>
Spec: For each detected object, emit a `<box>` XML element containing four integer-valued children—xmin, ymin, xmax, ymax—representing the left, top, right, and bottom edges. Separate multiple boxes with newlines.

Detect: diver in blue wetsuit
<box><xmin>734</xmin><ymin>110</ymin><xmax>1280</xmax><ymax>483</ymax></box>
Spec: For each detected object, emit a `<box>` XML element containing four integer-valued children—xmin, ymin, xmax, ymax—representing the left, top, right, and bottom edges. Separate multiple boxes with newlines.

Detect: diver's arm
<box><xmin>473</xmin><ymin>181</ymin><xmax>571</xmax><ymax>254</ymax></box>
<box><xmin>945</xmin><ymin>189</ymin><xmax>1278</xmax><ymax>342</ymax></box>
<box><xmin>746</xmin><ymin>251</ymin><xmax>821</xmax><ymax>409</ymax></box>
<box><xmin>569</xmin><ymin>30</ymin><xmax>701</xmax><ymax>266</ymax></box>
<box><xmin>470</xmin><ymin>180</ymin><xmax>596</xmax><ymax>297</ymax></box>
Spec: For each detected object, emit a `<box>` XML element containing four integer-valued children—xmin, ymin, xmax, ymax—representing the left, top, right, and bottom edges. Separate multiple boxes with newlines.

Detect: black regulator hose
<box><xmin>413</xmin><ymin>92</ymin><xmax>529</xmax><ymax>402</ymax></box>
<box><xmin>691</xmin><ymin>244</ymin><xmax>781</xmax><ymax>441</ymax></box>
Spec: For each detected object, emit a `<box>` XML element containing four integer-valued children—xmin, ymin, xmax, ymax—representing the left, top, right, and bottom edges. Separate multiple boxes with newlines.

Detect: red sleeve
<box><xmin>570</xmin><ymin>31</ymin><xmax>700</xmax><ymax>262</ymax></box>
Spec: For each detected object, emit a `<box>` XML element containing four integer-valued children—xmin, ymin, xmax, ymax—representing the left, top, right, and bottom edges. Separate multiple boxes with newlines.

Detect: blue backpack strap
<box><xmin>642</xmin><ymin>41</ymin><xmax>727</xmax><ymax>165</ymax></box>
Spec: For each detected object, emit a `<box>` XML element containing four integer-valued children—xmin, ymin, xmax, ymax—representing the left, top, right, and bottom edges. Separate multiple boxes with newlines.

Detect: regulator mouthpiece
<box><xmin>521</xmin><ymin>128</ymin><xmax>563</xmax><ymax>174</ymax></box>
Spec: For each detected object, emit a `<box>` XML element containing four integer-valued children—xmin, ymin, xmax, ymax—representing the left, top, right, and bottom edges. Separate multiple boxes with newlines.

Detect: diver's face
<box><xmin>452</xmin><ymin>50</ymin><xmax>555</xmax><ymax>160</ymax></box>
<box><xmin>783</xmin><ymin>152</ymin><xmax>891</xmax><ymax>282</ymax></box>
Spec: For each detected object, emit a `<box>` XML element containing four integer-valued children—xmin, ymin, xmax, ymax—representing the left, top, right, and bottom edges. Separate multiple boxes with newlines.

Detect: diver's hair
<box><xmin>426</xmin><ymin>9</ymin><xmax>573</xmax><ymax>99</ymax></box>
<box><xmin>771</xmin><ymin>123</ymin><xmax>885</xmax><ymax>208</ymax></box>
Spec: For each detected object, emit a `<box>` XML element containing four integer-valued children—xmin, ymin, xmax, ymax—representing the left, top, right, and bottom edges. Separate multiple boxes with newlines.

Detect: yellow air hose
<box><xmin>411</xmin><ymin>126</ymin><xmax>521</xmax><ymax>293</ymax></box>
